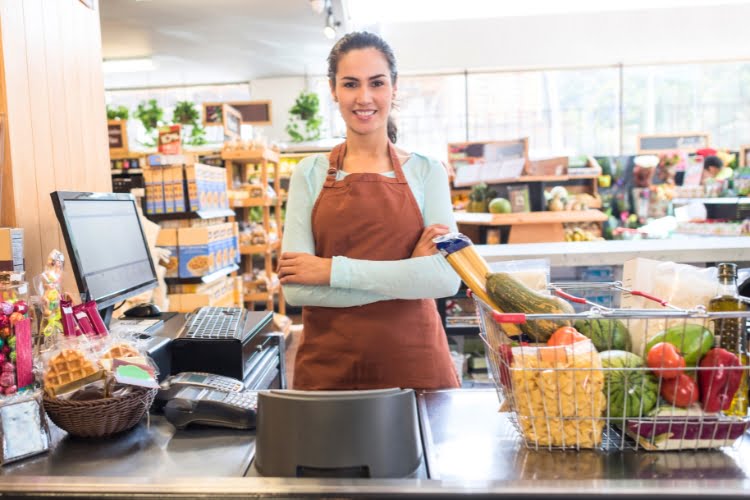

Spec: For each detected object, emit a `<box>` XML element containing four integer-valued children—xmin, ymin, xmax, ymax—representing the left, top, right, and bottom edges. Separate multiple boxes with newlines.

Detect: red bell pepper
<box><xmin>698</xmin><ymin>348</ymin><xmax>743</xmax><ymax>413</ymax></box>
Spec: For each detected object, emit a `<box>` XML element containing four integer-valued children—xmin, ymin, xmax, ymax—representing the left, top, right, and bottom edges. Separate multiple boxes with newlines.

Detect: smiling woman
<box><xmin>279</xmin><ymin>31</ymin><xmax>461</xmax><ymax>391</ymax></box>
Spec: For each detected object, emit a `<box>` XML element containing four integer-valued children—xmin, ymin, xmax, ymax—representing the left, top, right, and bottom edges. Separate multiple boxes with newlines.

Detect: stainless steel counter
<box><xmin>1</xmin><ymin>389</ymin><xmax>750</xmax><ymax>498</ymax></box>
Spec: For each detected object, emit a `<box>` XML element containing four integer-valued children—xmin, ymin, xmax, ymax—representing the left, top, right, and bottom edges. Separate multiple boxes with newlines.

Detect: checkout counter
<box><xmin>1</xmin><ymin>388</ymin><xmax>750</xmax><ymax>498</ymax></box>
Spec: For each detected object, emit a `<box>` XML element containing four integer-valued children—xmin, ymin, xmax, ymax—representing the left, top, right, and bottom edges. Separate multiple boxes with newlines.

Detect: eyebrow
<box><xmin>341</xmin><ymin>74</ymin><xmax>387</xmax><ymax>81</ymax></box>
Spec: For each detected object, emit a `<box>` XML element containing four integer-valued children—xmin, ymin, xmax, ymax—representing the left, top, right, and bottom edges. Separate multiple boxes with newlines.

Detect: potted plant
<box><xmin>286</xmin><ymin>91</ymin><xmax>322</xmax><ymax>143</ymax></box>
<box><xmin>171</xmin><ymin>101</ymin><xmax>207</xmax><ymax>146</ymax></box>
<box><xmin>134</xmin><ymin>99</ymin><xmax>164</xmax><ymax>147</ymax></box>
<box><xmin>106</xmin><ymin>105</ymin><xmax>129</xmax><ymax>121</ymax></box>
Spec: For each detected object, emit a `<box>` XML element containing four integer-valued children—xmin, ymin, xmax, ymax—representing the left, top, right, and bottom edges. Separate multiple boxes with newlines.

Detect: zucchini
<box><xmin>486</xmin><ymin>272</ymin><xmax>574</xmax><ymax>342</ymax></box>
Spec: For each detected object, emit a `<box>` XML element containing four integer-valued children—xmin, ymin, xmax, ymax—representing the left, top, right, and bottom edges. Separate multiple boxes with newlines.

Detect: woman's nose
<box><xmin>355</xmin><ymin>86</ymin><xmax>371</xmax><ymax>103</ymax></box>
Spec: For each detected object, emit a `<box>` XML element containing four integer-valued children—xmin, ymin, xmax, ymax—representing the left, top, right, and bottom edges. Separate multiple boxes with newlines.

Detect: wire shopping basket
<box><xmin>476</xmin><ymin>282</ymin><xmax>750</xmax><ymax>452</ymax></box>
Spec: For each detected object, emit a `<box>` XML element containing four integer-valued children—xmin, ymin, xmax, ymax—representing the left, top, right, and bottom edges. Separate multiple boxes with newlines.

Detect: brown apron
<box><xmin>293</xmin><ymin>142</ymin><xmax>460</xmax><ymax>390</ymax></box>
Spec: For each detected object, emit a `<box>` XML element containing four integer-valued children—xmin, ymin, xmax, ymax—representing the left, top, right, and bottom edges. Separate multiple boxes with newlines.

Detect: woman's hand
<box><xmin>411</xmin><ymin>224</ymin><xmax>450</xmax><ymax>258</ymax></box>
<box><xmin>278</xmin><ymin>252</ymin><xmax>332</xmax><ymax>285</ymax></box>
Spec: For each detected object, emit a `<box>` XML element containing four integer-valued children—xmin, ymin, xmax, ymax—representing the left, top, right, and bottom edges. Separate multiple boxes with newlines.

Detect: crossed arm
<box><xmin>279</xmin><ymin>156</ymin><xmax>461</xmax><ymax>308</ymax></box>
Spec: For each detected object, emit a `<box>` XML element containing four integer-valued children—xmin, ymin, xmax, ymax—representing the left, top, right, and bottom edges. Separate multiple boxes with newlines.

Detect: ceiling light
<box><xmin>323</xmin><ymin>2</ymin><xmax>341</xmax><ymax>39</ymax></box>
<box><xmin>102</xmin><ymin>57</ymin><xmax>155</xmax><ymax>73</ymax></box>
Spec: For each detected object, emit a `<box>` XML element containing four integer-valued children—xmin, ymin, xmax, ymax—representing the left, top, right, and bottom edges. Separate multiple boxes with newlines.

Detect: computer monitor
<box><xmin>51</xmin><ymin>191</ymin><xmax>158</xmax><ymax>325</ymax></box>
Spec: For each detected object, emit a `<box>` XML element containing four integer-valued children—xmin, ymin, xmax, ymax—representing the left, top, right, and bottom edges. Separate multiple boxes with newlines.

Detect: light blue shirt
<box><xmin>281</xmin><ymin>152</ymin><xmax>461</xmax><ymax>308</ymax></box>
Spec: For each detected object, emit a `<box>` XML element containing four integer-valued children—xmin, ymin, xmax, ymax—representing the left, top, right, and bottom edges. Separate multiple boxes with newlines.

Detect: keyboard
<box><xmin>181</xmin><ymin>306</ymin><xmax>248</xmax><ymax>340</ymax></box>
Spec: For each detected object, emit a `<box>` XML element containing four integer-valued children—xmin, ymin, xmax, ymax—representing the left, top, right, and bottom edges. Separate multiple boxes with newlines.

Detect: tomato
<box><xmin>660</xmin><ymin>373</ymin><xmax>699</xmax><ymax>407</ymax></box>
<box><xmin>547</xmin><ymin>326</ymin><xmax>587</xmax><ymax>346</ymax></box>
<box><xmin>646</xmin><ymin>342</ymin><xmax>686</xmax><ymax>379</ymax></box>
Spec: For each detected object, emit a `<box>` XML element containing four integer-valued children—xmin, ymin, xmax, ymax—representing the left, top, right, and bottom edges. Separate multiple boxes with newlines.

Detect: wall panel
<box><xmin>0</xmin><ymin>0</ymin><xmax>110</xmax><ymax>288</ymax></box>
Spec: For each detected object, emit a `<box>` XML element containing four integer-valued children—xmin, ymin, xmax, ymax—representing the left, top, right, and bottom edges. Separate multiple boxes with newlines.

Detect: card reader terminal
<box><xmin>163</xmin><ymin>386</ymin><xmax>258</xmax><ymax>430</ymax></box>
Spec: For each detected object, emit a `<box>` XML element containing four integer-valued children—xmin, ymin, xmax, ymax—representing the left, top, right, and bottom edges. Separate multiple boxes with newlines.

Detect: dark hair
<box><xmin>703</xmin><ymin>155</ymin><xmax>723</xmax><ymax>170</ymax></box>
<box><xmin>327</xmin><ymin>31</ymin><xmax>398</xmax><ymax>143</ymax></box>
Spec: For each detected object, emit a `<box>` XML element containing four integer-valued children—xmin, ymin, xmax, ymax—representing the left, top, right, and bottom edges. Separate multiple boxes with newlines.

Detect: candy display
<box><xmin>33</xmin><ymin>250</ymin><xmax>65</xmax><ymax>344</ymax></box>
<box><xmin>0</xmin><ymin>272</ymin><xmax>34</xmax><ymax>397</ymax></box>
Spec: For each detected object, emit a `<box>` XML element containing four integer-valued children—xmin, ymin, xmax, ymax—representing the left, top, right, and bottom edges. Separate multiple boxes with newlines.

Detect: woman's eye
<box><xmin>371</xmin><ymin>80</ymin><xmax>384</xmax><ymax>87</ymax></box>
<box><xmin>343</xmin><ymin>82</ymin><xmax>357</xmax><ymax>88</ymax></box>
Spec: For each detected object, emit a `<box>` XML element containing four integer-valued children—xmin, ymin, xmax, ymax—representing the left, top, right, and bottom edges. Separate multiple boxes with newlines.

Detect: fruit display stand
<box><xmin>222</xmin><ymin>146</ymin><xmax>285</xmax><ymax>314</ymax></box>
<box><xmin>455</xmin><ymin>209</ymin><xmax>607</xmax><ymax>244</ymax></box>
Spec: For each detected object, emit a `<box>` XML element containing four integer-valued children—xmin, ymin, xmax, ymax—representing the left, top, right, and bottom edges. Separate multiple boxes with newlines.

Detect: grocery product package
<box><xmin>622</xmin><ymin>258</ymin><xmax>719</xmax><ymax>356</ymax></box>
<box><xmin>489</xmin><ymin>259</ymin><xmax>550</xmax><ymax>293</ymax></box>
<box><xmin>508</xmin><ymin>339</ymin><xmax>606</xmax><ymax>448</ymax></box>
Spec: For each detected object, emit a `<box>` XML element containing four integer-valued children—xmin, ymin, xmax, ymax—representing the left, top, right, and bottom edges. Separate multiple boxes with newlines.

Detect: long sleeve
<box><xmin>329</xmin><ymin>157</ymin><xmax>461</xmax><ymax>299</ymax></box>
<box><xmin>281</xmin><ymin>156</ymin><xmax>392</xmax><ymax>308</ymax></box>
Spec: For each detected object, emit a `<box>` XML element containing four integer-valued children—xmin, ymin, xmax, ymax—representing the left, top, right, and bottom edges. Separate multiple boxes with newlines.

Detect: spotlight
<box><xmin>323</xmin><ymin>4</ymin><xmax>341</xmax><ymax>39</ymax></box>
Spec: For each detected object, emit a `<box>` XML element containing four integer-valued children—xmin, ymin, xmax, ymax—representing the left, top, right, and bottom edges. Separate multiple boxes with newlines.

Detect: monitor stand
<box><xmin>100</xmin><ymin>304</ymin><xmax>114</xmax><ymax>329</ymax></box>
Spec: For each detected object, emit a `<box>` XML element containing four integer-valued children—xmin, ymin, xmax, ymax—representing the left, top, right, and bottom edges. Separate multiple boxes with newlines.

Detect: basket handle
<box><xmin>627</xmin><ymin>289</ymin><xmax>669</xmax><ymax>306</ymax></box>
<box><xmin>492</xmin><ymin>312</ymin><xmax>526</xmax><ymax>324</ymax></box>
<box><xmin>552</xmin><ymin>287</ymin><xmax>587</xmax><ymax>304</ymax></box>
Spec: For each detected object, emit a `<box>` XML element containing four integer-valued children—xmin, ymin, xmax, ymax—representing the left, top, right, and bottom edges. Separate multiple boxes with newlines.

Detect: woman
<box><xmin>278</xmin><ymin>31</ymin><xmax>461</xmax><ymax>390</ymax></box>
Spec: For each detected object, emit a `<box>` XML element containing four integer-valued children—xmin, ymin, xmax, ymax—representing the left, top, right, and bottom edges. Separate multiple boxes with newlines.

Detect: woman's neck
<box><xmin>345</xmin><ymin>132</ymin><xmax>389</xmax><ymax>159</ymax></box>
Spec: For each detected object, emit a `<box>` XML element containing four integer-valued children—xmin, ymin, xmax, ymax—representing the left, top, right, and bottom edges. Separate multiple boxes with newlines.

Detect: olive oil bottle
<box><xmin>709</xmin><ymin>263</ymin><xmax>748</xmax><ymax>416</ymax></box>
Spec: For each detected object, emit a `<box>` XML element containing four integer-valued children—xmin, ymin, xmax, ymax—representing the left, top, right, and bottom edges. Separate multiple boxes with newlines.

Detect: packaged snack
<box><xmin>42</xmin><ymin>348</ymin><xmax>101</xmax><ymax>397</ymax></box>
<box><xmin>82</xmin><ymin>301</ymin><xmax>108</xmax><ymax>336</ymax></box>
<box><xmin>72</xmin><ymin>304</ymin><xmax>96</xmax><ymax>336</ymax></box>
<box><xmin>60</xmin><ymin>297</ymin><xmax>79</xmax><ymax>337</ymax></box>
<box><xmin>509</xmin><ymin>339</ymin><xmax>606</xmax><ymax>448</ymax></box>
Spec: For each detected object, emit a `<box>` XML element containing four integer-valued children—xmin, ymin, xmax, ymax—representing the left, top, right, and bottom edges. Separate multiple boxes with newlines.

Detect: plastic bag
<box><xmin>622</xmin><ymin>258</ymin><xmax>719</xmax><ymax>356</ymax></box>
<box><xmin>489</xmin><ymin>259</ymin><xmax>550</xmax><ymax>293</ymax></box>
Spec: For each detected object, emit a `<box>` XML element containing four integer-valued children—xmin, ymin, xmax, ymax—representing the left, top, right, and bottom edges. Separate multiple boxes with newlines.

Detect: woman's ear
<box><xmin>330</xmin><ymin>81</ymin><xmax>337</xmax><ymax>103</ymax></box>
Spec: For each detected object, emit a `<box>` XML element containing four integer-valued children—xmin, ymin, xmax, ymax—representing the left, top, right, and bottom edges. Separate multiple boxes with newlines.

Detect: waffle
<box><xmin>101</xmin><ymin>343</ymin><xmax>139</xmax><ymax>360</ymax></box>
<box><xmin>44</xmin><ymin>349</ymin><xmax>97</xmax><ymax>391</ymax></box>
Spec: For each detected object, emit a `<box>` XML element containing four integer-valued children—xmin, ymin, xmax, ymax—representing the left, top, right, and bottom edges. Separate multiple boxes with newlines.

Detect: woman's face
<box><xmin>331</xmin><ymin>47</ymin><xmax>395</xmax><ymax>140</ymax></box>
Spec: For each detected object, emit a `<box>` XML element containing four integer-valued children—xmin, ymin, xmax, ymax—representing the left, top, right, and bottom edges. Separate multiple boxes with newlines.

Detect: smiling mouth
<box><xmin>353</xmin><ymin>110</ymin><xmax>376</xmax><ymax>116</ymax></box>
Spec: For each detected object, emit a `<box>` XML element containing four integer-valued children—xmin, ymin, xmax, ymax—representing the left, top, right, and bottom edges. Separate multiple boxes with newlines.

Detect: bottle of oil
<box><xmin>708</xmin><ymin>263</ymin><xmax>748</xmax><ymax>416</ymax></box>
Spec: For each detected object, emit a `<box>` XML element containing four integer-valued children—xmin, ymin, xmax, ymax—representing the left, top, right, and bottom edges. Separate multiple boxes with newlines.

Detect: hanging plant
<box><xmin>134</xmin><ymin>99</ymin><xmax>164</xmax><ymax>133</ymax></box>
<box><xmin>171</xmin><ymin>100</ymin><xmax>208</xmax><ymax>146</ymax></box>
<box><xmin>172</xmin><ymin>101</ymin><xmax>200</xmax><ymax>125</ymax></box>
<box><xmin>106</xmin><ymin>105</ymin><xmax>129</xmax><ymax>121</ymax></box>
<box><xmin>286</xmin><ymin>91</ymin><xmax>322</xmax><ymax>143</ymax></box>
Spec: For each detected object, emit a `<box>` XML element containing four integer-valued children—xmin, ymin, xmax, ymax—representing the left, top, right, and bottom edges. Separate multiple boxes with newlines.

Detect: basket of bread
<box><xmin>41</xmin><ymin>321</ymin><xmax>160</xmax><ymax>438</ymax></box>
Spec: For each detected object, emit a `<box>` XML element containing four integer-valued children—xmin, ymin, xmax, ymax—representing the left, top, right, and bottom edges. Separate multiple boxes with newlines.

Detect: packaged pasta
<box><xmin>509</xmin><ymin>339</ymin><xmax>606</xmax><ymax>448</ymax></box>
<box><xmin>435</xmin><ymin>233</ymin><xmax>522</xmax><ymax>336</ymax></box>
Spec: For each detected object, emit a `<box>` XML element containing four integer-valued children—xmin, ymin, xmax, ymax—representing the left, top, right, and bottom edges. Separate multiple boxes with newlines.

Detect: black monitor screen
<box><xmin>51</xmin><ymin>192</ymin><xmax>158</xmax><ymax>310</ymax></box>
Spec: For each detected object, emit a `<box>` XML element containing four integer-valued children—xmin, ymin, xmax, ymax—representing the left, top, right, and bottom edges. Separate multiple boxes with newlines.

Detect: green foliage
<box><xmin>286</xmin><ymin>91</ymin><xmax>322</xmax><ymax>143</ymax></box>
<box><xmin>172</xmin><ymin>101</ymin><xmax>201</xmax><ymax>125</ymax></box>
<box><xmin>106</xmin><ymin>105</ymin><xmax>129</xmax><ymax>121</ymax></box>
<box><xmin>134</xmin><ymin>99</ymin><xmax>164</xmax><ymax>133</ymax></box>
<box><xmin>172</xmin><ymin>101</ymin><xmax>207</xmax><ymax>146</ymax></box>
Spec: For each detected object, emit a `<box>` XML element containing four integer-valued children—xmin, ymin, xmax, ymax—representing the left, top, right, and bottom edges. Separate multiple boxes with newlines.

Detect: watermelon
<box><xmin>600</xmin><ymin>350</ymin><xmax>659</xmax><ymax>419</ymax></box>
<box><xmin>574</xmin><ymin>319</ymin><xmax>631</xmax><ymax>352</ymax></box>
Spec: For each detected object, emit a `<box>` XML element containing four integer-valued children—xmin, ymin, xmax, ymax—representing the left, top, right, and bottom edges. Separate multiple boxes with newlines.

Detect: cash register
<box><xmin>50</xmin><ymin>191</ymin><xmax>285</xmax><ymax>389</ymax></box>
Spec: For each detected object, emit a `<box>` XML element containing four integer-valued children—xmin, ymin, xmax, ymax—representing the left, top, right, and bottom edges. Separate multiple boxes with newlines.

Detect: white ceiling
<box><xmin>100</xmin><ymin>0</ymin><xmax>750</xmax><ymax>89</ymax></box>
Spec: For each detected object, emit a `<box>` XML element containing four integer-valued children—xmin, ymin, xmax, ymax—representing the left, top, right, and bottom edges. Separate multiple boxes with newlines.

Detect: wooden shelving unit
<box><xmin>222</xmin><ymin>147</ymin><xmax>285</xmax><ymax>314</ymax></box>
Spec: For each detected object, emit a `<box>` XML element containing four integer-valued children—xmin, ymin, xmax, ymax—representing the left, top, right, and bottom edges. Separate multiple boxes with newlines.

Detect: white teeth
<box><xmin>354</xmin><ymin>110</ymin><xmax>375</xmax><ymax>116</ymax></box>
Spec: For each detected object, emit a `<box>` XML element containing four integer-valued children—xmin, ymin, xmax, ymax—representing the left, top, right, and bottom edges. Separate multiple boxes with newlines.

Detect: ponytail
<box><xmin>387</xmin><ymin>116</ymin><xmax>398</xmax><ymax>144</ymax></box>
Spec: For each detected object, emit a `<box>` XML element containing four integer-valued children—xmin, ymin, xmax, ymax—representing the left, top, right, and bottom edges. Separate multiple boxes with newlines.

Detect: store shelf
<box><xmin>672</xmin><ymin>197</ymin><xmax>750</xmax><ymax>205</ymax></box>
<box><xmin>221</xmin><ymin>148</ymin><xmax>280</xmax><ymax>163</ymax></box>
<box><xmin>445</xmin><ymin>324</ymin><xmax>480</xmax><ymax>336</ymax></box>
<box><xmin>164</xmin><ymin>264</ymin><xmax>239</xmax><ymax>285</ymax></box>
<box><xmin>111</xmin><ymin>168</ymin><xmax>143</xmax><ymax>175</ymax></box>
<box><xmin>147</xmin><ymin>208</ymin><xmax>236</xmax><ymax>221</ymax></box>
<box><xmin>244</xmin><ymin>283</ymin><xmax>280</xmax><ymax>302</ymax></box>
<box><xmin>240</xmin><ymin>241</ymin><xmax>280</xmax><ymax>255</ymax></box>
<box><xmin>231</xmin><ymin>197</ymin><xmax>275</xmax><ymax>208</ymax></box>
<box><xmin>454</xmin><ymin>209</ymin><xmax>607</xmax><ymax>226</ymax></box>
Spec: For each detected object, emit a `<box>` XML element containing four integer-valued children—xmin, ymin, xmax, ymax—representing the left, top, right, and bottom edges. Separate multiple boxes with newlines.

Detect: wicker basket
<box><xmin>43</xmin><ymin>387</ymin><xmax>157</xmax><ymax>438</ymax></box>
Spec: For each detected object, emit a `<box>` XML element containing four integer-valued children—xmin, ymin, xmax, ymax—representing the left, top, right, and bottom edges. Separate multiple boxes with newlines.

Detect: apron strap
<box><xmin>325</xmin><ymin>141</ymin><xmax>406</xmax><ymax>185</ymax></box>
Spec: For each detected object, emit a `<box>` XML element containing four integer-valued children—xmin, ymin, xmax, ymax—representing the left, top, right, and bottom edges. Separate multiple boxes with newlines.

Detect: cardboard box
<box><xmin>527</xmin><ymin>156</ymin><xmax>568</xmax><ymax>176</ymax></box>
<box><xmin>0</xmin><ymin>228</ymin><xmax>24</xmax><ymax>272</ymax></box>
